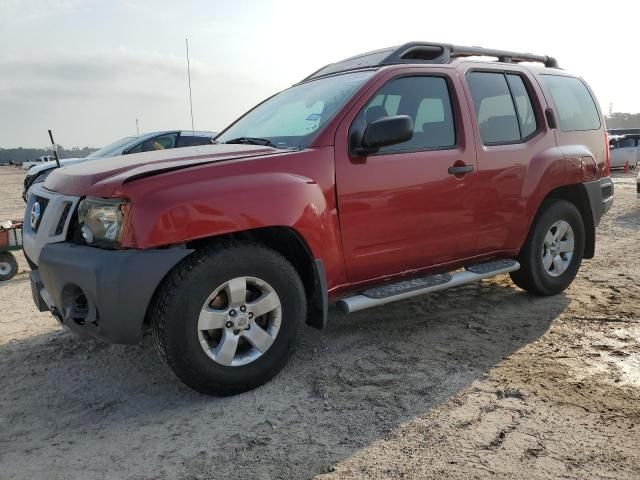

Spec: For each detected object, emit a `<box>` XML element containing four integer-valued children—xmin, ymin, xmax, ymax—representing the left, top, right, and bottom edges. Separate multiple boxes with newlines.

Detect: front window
<box><xmin>350</xmin><ymin>75</ymin><xmax>456</xmax><ymax>153</ymax></box>
<box><xmin>85</xmin><ymin>136</ymin><xmax>137</xmax><ymax>159</ymax></box>
<box><xmin>216</xmin><ymin>71</ymin><xmax>374</xmax><ymax>149</ymax></box>
<box><xmin>125</xmin><ymin>133</ymin><xmax>179</xmax><ymax>154</ymax></box>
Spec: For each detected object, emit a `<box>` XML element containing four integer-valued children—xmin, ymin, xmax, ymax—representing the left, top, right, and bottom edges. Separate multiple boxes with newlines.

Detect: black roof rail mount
<box><xmin>303</xmin><ymin>42</ymin><xmax>559</xmax><ymax>82</ymax></box>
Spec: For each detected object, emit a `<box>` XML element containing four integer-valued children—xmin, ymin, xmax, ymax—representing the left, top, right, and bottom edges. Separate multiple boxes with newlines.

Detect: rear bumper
<box><xmin>583</xmin><ymin>177</ymin><xmax>614</xmax><ymax>227</ymax></box>
<box><xmin>29</xmin><ymin>243</ymin><xmax>193</xmax><ymax>344</ymax></box>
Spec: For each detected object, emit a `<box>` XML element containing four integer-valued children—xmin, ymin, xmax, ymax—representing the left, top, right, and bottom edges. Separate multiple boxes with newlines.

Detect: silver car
<box><xmin>23</xmin><ymin>130</ymin><xmax>217</xmax><ymax>200</ymax></box>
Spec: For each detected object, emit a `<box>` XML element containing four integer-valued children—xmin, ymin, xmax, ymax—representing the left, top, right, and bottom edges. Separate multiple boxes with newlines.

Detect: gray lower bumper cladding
<box><xmin>30</xmin><ymin>243</ymin><xmax>193</xmax><ymax>344</ymax></box>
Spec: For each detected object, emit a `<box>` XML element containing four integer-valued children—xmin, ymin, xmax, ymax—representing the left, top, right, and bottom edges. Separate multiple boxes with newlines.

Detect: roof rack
<box><xmin>303</xmin><ymin>42</ymin><xmax>559</xmax><ymax>81</ymax></box>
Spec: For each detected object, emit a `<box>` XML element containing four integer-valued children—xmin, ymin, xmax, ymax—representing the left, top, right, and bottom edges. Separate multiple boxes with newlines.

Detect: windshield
<box><xmin>85</xmin><ymin>136</ymin><xmax>137</xmax><ymax>159</ymax></box>
<box><xmin>216</xmin><ymin>71</ymin><xmax>374</xmax><ymax>149</ymax></box>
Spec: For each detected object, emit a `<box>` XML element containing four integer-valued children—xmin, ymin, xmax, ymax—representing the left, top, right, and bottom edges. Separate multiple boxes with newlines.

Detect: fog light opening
<box><xmin>61</xmin><ymin>284</ymin><xmax>97</xmax><ymax>326</ymax></box>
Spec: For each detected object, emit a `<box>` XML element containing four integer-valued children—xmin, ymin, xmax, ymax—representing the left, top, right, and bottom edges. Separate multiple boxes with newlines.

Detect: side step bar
<box><xmin>336</xmin><ymin>259</ymin><xmax>520</xmax><ymax>314</ymax></box>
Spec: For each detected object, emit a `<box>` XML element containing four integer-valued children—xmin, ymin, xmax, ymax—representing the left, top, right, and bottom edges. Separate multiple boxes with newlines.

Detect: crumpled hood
<box><xmin>44</xmin><ymin>143</ymin><xmax>276</xmax><ymax>196</ymax></box>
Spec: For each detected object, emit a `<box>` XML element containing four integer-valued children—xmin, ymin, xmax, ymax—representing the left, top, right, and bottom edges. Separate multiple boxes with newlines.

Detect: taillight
<box><xmin>604</xmin><ymin>132</ymin><xmax>611</xmax><ymax>177</ymax></box>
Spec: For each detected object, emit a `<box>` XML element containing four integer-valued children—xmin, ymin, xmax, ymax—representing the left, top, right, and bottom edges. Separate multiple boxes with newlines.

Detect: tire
<box><xmin>150</xmin><ymin>241</ymin><xmax>306</xmax><ymax>396</ymax></box>
<box><xmin>510</xmin><ymin>200</ymin><xmax>585</xmax><ymax>296</ymax></box>
<box><xmin>0</xmin><ymin>252</ymin><xmax>19</xmax><ymax>281</ymax></box>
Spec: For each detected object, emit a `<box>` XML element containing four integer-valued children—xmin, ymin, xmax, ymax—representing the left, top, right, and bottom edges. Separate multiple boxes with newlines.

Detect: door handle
<box><xmin>448</xmin><ymin>165</ymin><xmax>474</xmax><ymax>175</ymax></box>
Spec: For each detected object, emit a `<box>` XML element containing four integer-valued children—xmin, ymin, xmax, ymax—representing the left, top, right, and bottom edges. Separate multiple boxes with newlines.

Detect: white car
<box><xmin>21</xmin><ymin>155</ymin><xmax>57</xmax><ymax>170</ymax></box>
<box><xmin>609</xmin><ymin>135</ymin><xmax>640</xmax><ymax>170</ymax></box>
<box><xmin>23</xmin><ymin>130</ymin><xmax>217</xmax><ymax>200</ymax></box>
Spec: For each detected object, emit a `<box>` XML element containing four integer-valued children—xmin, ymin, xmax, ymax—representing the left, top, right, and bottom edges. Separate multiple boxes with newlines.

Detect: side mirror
<box><xmin>354</xmin><ymin>115</ymin><xmax>414</xmax><ymax>156</ymax></box>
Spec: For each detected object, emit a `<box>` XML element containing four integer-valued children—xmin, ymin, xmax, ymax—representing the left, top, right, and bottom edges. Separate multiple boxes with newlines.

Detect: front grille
<box><xmin>55</xmin><ymin>202</ymin><xmax>72</xmax><ymax>236</ymax></box>
<box><xmin>22</xmin><ymin>184</ymin><xmax>80</xmax><ymax>265</ymax></box>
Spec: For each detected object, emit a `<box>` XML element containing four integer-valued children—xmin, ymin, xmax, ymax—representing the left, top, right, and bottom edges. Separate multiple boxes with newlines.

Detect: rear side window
<box><xmin>466</xmin><ymin>72</ymin><xmax>538</xmax><ymax>145</ymax></box>
<box><xmin>354</xmin><ymin>76</ymin><xmax>456</xmax><ymax>153</ymax></box>
<box><xmin>541</xmin><ymin>75</ymin><xmax>600</xmax><ymax>131</ymax></box>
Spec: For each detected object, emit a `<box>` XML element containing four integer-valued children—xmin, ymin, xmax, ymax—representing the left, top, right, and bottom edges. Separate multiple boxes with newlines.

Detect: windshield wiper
<box><xmin>224</xmin><ymin>137</ymin><xmax>279</xmax><ymax>149</ymax></box>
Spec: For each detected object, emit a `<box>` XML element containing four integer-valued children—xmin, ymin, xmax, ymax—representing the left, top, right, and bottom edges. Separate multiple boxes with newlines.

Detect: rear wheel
<box><xmin>0</xmin><ymin>252</ymin><xmax>18</xmax><ymax>281</ymax></box>
<box><xmin>510</xmin><ymin>200</ymin><xmax>585</xmax><ymax>296</ymax></box>
<box><xmin>150</xmin><ymin>242</ymin><xmax>306</xmax><ymax>396</ymax></box>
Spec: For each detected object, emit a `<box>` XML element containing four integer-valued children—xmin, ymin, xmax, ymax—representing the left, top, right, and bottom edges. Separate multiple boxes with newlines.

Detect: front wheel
<box><xmin>510</xmin><ymin>200</ymin><xmax>585</xmax><ymax>296</ymax></box>
<box><xmin>150</xmin><ymin>242</ymin><xmax>306</xmax><ymax>396</ymax></box>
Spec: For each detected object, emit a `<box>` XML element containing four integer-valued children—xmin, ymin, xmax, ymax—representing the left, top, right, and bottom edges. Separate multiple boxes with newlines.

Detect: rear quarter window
<box><xmin>541</xmin><ymin>75</ymin><xmax>601</xmax><ymax>131</ymax></box>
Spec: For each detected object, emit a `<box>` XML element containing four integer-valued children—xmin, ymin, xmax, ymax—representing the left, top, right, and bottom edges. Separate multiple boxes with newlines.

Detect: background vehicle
<box><xmin>609</xmin><ymin>134</ymin><xmax>640</xmax><ymax>169</ymax></box>
<box><xmin>24</xmin><ymin>42</ymin><xmax>613</xmax><ymax>396</ymax></box>
<box><xmin>22</xmin><ymin>130</ymin><xmax>217</xmax><ymax>200</ymax></box>
<box><xmin>21</xmin><ymin>155</ymin><xmax>56</xmax><ymax>170</ymax></box>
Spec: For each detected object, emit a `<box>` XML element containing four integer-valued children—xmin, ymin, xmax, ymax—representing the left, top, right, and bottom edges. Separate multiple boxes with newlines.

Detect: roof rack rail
<box><xmin>383</xmin><ymin>42</ymin><xmax>559</xmax><ymax>68</ymax></box>
<box><xmin>303</xmin><ymin>42</ymin><xmax>558</xmax><ymax>81</ymax></box>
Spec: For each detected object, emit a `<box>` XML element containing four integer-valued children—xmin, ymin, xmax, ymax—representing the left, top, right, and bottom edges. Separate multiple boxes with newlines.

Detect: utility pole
<box><xmin>135</xmin><ymin>118</ymin><xmax>140</xmax><ymax>135</ymax></box>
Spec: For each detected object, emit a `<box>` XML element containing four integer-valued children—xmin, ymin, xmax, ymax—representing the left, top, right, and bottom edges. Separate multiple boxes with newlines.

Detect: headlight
<box><xmin>32</xmin><ymin>168</ymin><xmax>54</xmax><ymax>185</ymax></box>
<box><xmin>77</xmin><ymin>197</ymin><xmax>130</xmax><ymax>248</ymax></box>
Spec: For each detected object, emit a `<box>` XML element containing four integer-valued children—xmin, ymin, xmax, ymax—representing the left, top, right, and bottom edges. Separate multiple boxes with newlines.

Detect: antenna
<box><xmin>185</xmin><ymin>38</ymin><xmax>195</xmax><ymax>138</ymax></box>
<box><xmin>48</xmin><ymin>130</ymin><xmax>61</xmax><ymax>169</ymax></box>
<box><xmin>135</xmin><ymin>118</ymin><xmax>140</xmax><ymax>135</ymax></box>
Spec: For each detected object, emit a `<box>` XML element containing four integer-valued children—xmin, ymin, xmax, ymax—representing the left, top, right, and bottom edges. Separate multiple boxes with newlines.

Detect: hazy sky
<box><xmin>1</xmin><ymin>0</ymin><xmax>639</xmax><ymax>148</ymax></box>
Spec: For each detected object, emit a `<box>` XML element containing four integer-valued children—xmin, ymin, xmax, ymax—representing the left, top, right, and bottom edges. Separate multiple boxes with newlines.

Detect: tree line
<box><xmin>604</xmin><ymin>113</ymin><xmax>640</xmax><ymax>129</ymax></box>
<box><xmin>0</xmin><ymin>146</ymin><xmax>97</xmax><ymax>164</ymax></box>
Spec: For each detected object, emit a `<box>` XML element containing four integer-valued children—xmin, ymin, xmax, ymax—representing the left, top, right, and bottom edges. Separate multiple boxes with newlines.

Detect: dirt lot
<box><xmin>0</xmin><ymin>165</ymin><xmax>638</xmax><ymax>479</ymax></box>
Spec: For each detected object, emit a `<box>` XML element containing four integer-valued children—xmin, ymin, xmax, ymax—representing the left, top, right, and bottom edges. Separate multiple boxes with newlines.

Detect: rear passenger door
<box><xmin>461</xmin><ymin>66</ymin><xmax>557</xmax><ymax>255</ymax></box>
<box><xmin>335</xmin><ymin>71</ymin><xmax>479</xmax><ymax>282</ymax></box>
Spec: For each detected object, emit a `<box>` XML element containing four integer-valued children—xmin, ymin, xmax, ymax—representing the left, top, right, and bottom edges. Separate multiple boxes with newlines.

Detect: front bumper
<box><xmin>29</xmin><ymin>243</ymin><xmax>193</xmax><ymax>344</ymax></box>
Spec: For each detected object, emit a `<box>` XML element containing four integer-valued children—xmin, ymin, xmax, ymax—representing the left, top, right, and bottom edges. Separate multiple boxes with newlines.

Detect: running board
<box><xmin>336</xmin><ymin>259</ymin><xmax>520</xmax><ymax>314</ymax></box>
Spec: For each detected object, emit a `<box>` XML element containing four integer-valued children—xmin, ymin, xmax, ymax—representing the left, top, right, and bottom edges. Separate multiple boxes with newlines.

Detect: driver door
<box><xmin>335</xmin><ymin>71</ymin><xmax>479</xmax><ymax>282</ymax></box>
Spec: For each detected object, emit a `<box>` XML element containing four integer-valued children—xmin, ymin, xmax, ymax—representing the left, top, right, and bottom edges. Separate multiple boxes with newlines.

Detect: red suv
<box><xmin>24</xmin><ymin>43</ymin><xmax>613</xmax><ymax>395</ymax></box>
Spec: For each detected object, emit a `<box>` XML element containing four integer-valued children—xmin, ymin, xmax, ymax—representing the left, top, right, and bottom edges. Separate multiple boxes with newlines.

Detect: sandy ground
<box><xmin>0</xmin><ymin>165</ymin><xmax>638</xmax><ymax>479</ymax></box>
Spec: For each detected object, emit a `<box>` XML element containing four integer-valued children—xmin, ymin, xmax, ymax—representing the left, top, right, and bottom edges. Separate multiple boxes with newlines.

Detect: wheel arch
<box><xmin>184</xmin><ymin>226</ymin><xmax>328</xmax><ymax>329</ymax></box>
<box><xmin>529</xmin><ymin>183</ymin><xmax>596</xmax><ymax>259</ymax></box>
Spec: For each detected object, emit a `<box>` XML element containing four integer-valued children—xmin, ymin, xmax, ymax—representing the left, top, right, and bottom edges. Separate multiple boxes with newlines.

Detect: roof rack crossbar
<box><xmin>447</xmin><ymin>45</ymin><xmax>558</xmax><ymax>68</ymax></box>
